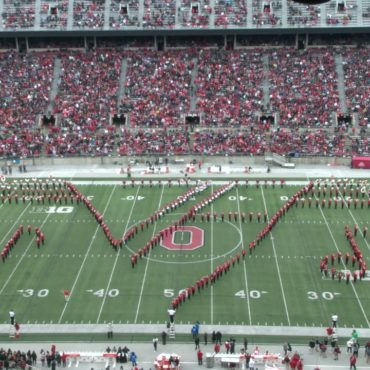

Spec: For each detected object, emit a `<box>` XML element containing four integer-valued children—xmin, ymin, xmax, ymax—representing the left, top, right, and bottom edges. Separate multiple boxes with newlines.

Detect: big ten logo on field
<box><xmin>161</xmin><ymin>226</ymin><xmax>204</xmax><ymax>250</ymax></box>
<box><xmin>29</xmin><ymin>206</ymin><xmax>74</xmax><ymax>214</ymax></box>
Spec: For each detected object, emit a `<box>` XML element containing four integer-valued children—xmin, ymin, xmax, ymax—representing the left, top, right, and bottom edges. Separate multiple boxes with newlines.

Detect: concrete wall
<box><xmin>22</xmin><ymin>155</ymin><xmax>352</xmax><ymax>168</ymax></box>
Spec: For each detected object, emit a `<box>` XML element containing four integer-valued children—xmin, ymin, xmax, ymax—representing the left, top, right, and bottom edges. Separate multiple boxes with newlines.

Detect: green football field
<box><xmin>0</xmin><ymin>178</ymin><xmax>369</xmax><ymax>329</ymax></box>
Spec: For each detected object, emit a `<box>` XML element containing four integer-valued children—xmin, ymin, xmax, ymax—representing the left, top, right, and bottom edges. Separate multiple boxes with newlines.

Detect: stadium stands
<box><xmin>0</xmin><ymin>0</ymin><xmax>369</xmax><ymax>159</ymax></box>
<box><xmin>0</xmin><ymin>0</ymin><xmax>369</xmax><ymax>29</ymax></box>
<box><xmin>268</xmin><ymin>48</ymin><xmax>340</xmax><ymax>128</ymax></box>
<box><xmin>73</xmin><ymin>0</ymin><xmax>105</xmax><ymax>29</ymax></box>
<box><xmin>195</xmin><ymin>49</ymin><xmax>264</xmax><ymax>127</ymax></box>
<box><xmin>40</xmin><ymin>0</ymin><xmax>68</xmax><ymax>29</ymax></box>
<box><xmin>2</xmin><ymin>0</ymin><xmax>35</xmax><ymax>29</ymax></box>
<box><xmin>109</xmin><ymin>0</ymin><xmax>140</xmax><ymax>28</ymax></box>
<box><xmin>121</xmin><ymin>50</ymin><xmax>193</xmax><ymax>127</ymax></box>
<box><xmin>342</xmin><ymin>48</ymin><xmax>370</xmax><ymax>128</ymax></box>
<box><xmin>0</xmin><ymin>44</ymin><xmax>367</xmax><ymax>157</ymax></box>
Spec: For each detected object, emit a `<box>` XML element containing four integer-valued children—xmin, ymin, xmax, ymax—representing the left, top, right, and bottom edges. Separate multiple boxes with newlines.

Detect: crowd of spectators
<box><xmin>51</xmin><ymin>50</ymin><xmax>120</xmax><ymax>155</ymax></box>
<box><xmin>0</xmin><ymin>46</ymin><xmax>368</xmax><ymax>157</ymax></box>
<box><xmin>109</xmin><ymin>0</ymin><xmax>140</xmax><ymax>28</ymax></box>
<box><xmin>214</xmin><ymin>0</ymin><xmax>247</xmax><ymax>26</ymax></box>
<box><xmin>270</xmin><ymin>128</ymin><xmax>348</xmax><ymax>157</ymax></box>
<box><xmin>195</xmin><ymin>49</ymin><xmax>264</xmax><ymax>127</ymax></box>
<box><xmin>252</xmin><ymin>0</ymin><xmax>281</xmax><ymax>27</ymax></box>
<box><xmin>192</xmin><ymin>129</ymin><xmax>267</xmax><ymax>155</ymax></box>
<box><xmin>40</xmin><ymin>0</ymin><xmax>68</xmax><ymax>29</ymax></box>
<box><xmin>0</xmin><ymin>348</ymin><xmax>37</xmax><ymax>369</ymax></box>
<box><xmin>117</xmin><ymin>129</ymin><xmax>190</xmax><ymax>155</ymax></box>
<box><xmin>73</xmin><ymin>0</ymin><xmax>105</xmax><ymax>29</ymax></box>
<box><xmin>326</xmin><ymin>0</ymin><xmax>358</xmax><ymax>26</ymax></box>
<box><xmin>2</xmin><ymin>0</ymin><xmax>35</xmax><ymax>29</ymax></box>
<box><xmin>268</xmin><ymin>48</ymin><xmax>340</xmax><ymax>128</ymax></box>
<box><xmin>287</xmin><ymin>2</ymin><xmax>320</xmax><ymax>26</ymax></box>
<box><xmin>142</xmin><ymin>0</ymin><xmax>176</xmax><ymax>28</ymax></box>
<box><xmin>179</xmin><ymin>0</ymin><xmax>211</xmax><ymax>28</ymax></box>
<box><xmin>342</xmin><ymin>48</ymin><xmax>370</xmax><ymax>128</ymax></box>
<box><xmin>0</xmin><ymin>52</ymin><xmax>54</xmax><ymax>157</ymax></box>
<box><xmin>1</xmin><ymin>0</ymin><xmax>370</xmax><ymax>30</ymax></box>
<box><xmin>122</xmin><ymin>50</ymin><xmax>194</xmax><ymax>127</ymax></box>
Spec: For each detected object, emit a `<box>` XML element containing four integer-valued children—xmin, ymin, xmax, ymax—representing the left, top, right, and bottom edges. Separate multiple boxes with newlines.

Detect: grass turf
<box><xmin>0</xmin><ymin>179</ymin><xmax>369</xmax><ymax>329</ymax></box>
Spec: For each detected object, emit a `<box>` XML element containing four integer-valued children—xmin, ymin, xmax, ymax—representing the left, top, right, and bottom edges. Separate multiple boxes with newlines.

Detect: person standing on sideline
<box><xmin>161</xmin><ymin>331</ymin><xmax>167</xmax><ymax>345</ymax></box>
<box><xmin>197</xmin><ymin>349</ymin><xmax>203</xmax><ymax>365</ymax></box>
<box><xmin>167</xmin><ymin>308</ymin><xmax>176</xmax><ymax>324</ymax></box>
<box><xmin>333</xmin><ymin>345</ymin><xmax>341</xmax><ymax>360</ymax></box>
<box><xmin>350</xmin><ymin>353</ymin><xmax>357</xmax><ymax>369</ymax></box>
<box><xmin>153</xmin><ymin>337</ymin><xmax>158</xmax><ymax>352</ymax></box>
<box><xmin>194</xmin><ymin>335</ymin><xmax>200</xmax><ymax>350</ymax></box>
<box><xmin>331</xmin><ymin>314</ymin><xmax>338</xmax><ymax>328</ymax></box>
<box><xmin>243</xmin><ymin>337</ymin><xmax>248</xmax><ymax>351</ymax></box>
<box><xmin>9</xmin><ymin>310</ymin><xmax>15</xmax><ymax>325</ymax></box>
<box><xmin>203</xmin><ymin>332</ymin><xmax>208</xmax><ymax>345</ymax></box>
<box><xmin>107</xmin><ymin>322</ymin><xmax>113</xmax><ymax>339</ymax></box>
<box><xmin>365</xmin><ymin>341</ymin><xmax>370</xmax><ymax>364</ymax></box>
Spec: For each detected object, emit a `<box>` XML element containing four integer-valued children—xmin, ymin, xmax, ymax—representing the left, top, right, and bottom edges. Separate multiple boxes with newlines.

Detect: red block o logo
<box><xmin>161</xmin><ymin>226</ymin><xmax>204</xmax><ymax>250</ymax></box>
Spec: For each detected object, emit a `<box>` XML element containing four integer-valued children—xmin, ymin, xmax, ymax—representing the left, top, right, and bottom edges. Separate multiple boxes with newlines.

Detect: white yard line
<box><xmin>337</xmin><ymin>191</ymin><xmax>370</xmax><ymax>253</ymax></box>
<box><xmin>134</xmin><ymin>184</ymin><xmax>165</xmax><ymax>324</ymax></box>
<box><xmin>0</xmin><ymin>210</ymin><xmax>51</xmax><ymax>295</ymax></box>
<box><xmin>58</xmin><ymin>185</ymin><xmax>117</xmax><ymax>324</ymax></box>
<box><xmin>314</xmin><ymin>193</ymin><xmax>370</xmax><ymax>327</ymax></box>
<box><xmin>0</xmin><ymin>202</ymin><xmax>31</xmax><ymax>246</ymax></box>
<box><xmin>260</xmin><ymin>187</ymin><xmax>291</xmax><ymax>326</ymax></box>
<box><xmin>96</xmin><ymin>186</ymin><xmax>141</xmax><ymax>323</ymax></box>
<box><xmin>236</xmin><ymin>187</ymin><xmax>252</xmax><ymax>325</ymax></box>
<box><xmin>210</xmin><ymin>183</ymin><xmax>214</xmax><ymax>325</ymax></box>
<box><xmin>71</xmin><ymin>180</ymin><xmax>318</xmax><ymax>186</ymax></box>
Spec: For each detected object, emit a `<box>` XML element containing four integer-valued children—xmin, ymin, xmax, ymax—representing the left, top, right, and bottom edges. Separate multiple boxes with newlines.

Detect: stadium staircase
<box><xmin>281</xmin><ymin>0</ymin><xmax>287</xmax><ymax>27</ymax></box>
<box><xmin>117</xmin><ymin>59</ymin><xmax>128</xmax><ymax>109</ymax></box>
<box><xmin>209</xmin><ymin>0</ymin><xmax>215</xmax><ymax>27</ymax></box>
<box><xmin>47</xmin><ymin>58</ymin><xmax>62</xmax><ymax>114</ymax></box>
<box><xmin>320</xmin><ymin>3</ymin><xmax>327</xmax><ymax>27</ymax></box>
<box><xmin>262</xmin><ymin>55</ymin><xmax>270</xmax><ymax>110</ymax></box>
<box><xmin>246</xmin><ymin>0</ymin><xmax>252</xmax><ymax>26</ymax></box>
<box><xmin>67</xmin><ymin>0</ymin><xmax>74</xmax><ymax>29</ymax></box>
<box><xmin>265</xmin><ymin>152</ymin><xmax>295</xmax><ymax>168</ymax></box>
<box><xmin>104</xmin><ymin>0</ymin><xmax>112</xmax><ymax>29</ymax></box>
<box><xmin>138</xmin><ymin>0</ymin><xmax>145</xmax><ymax>27</ymax></box>
<box><xmin>335</xmin><ymin>54</ymin><xmax>348</xmax><ymax>114</ymax></box>
<box><xmin>189</xmin><ymin>58</ymin><xmax>198</xmax><ymax>112</ymax></box>
<box><xmin>168</xmin><ymin>323</ymin><xmax>176</xmax><ymax>339</ymax></box>
<box><xmin>0</xmin><ymin>0</ymin><xmax>3</xmax><ymax>31</ymax></box>
<box><xmin>34</xmin><ymin>0</ymin><xmax>41</xmax><ymax>28</ymax></box>
<box><xmin>364</xmin><ymin>0</ymin><xmax>370</xmax><ymax>24</ymax></box>
<box><xmin>175</xmin><ymin>0</ymin><xmax>181</xmax><ymax>26</ymax></box>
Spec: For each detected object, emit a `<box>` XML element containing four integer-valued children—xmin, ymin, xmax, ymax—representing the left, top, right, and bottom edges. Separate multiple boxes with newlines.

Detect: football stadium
<box><xmin>0</xmin><ymin>0</ymin><xmax>369</xmax><ymax>368</ymax></box>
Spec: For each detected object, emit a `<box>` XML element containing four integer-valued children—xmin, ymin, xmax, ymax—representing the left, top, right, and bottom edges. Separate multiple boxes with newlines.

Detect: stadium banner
<box><xmin>352</xmin><ymin>156</ymin><xmax>370</xmax><ymax>169</ymax></box>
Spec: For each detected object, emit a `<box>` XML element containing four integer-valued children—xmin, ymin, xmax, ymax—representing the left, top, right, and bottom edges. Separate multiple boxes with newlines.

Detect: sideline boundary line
<box><xmin>134</xmin><ymin>184</ymin><xmax>165</xmax><ymax>323</ymax></box>
<box><xmin>58</xmin><ymin>185</ymin><xmax>117</xmax><ymax>324</ymax></box>
<box><xmin>260</xmin><ymin>187</ymin><xmax>291</xmax><ymax>326</ymax></box>
<box><xmin>236</xmin><ymin>187</ymin><xmax>252</xmax><ymax>325</ymax></box>
<box><xmin>96</xmin><ymin>186</ymin><xmax>141</xmax><ymax>323</ymax></box>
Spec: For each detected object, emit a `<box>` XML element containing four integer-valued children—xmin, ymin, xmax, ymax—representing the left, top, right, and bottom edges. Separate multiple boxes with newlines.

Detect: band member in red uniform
<box><xmin>338</xmin><ymin>271</ymin><xmax>342</xmax><ymax>282</ymax></box>
<box><xmin>337</xmin><ymin>252</ymin><xmax>342</xmax><ymax>264</ymax></box>
<box><xmin>345</xmin><ymin>252</ymin><xmax>350</xmax><ymax>265</ymax></box>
